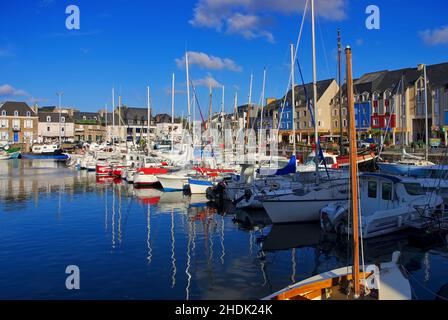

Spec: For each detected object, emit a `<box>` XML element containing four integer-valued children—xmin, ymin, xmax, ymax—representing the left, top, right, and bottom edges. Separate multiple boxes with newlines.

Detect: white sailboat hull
<box><xmin>157</xmin><ymin>174</ymin><xmax>188</xmax><ymax>191</ymax></box>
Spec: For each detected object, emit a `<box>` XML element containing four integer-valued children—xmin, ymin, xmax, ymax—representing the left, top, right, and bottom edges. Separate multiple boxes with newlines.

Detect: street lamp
<box><xmin>56</xmin><ymin>92</ymin><xmax>64</xmax><ymax>146</ymax></box>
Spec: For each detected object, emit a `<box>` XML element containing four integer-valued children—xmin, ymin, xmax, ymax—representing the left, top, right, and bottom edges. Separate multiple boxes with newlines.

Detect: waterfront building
<box><xmin>37</xmin><ymin>108</ymin><xmax>74</xmax><ymax>143</ymax></box>
<box><xmin>0</xmin><ymin>101</ymin><xmax>38</xmax><ymax>144</ymax></box>
<box><xmin>74</xmin><ymin>112</ymin><xmax>106</xmax><ymax>143</ymax></box>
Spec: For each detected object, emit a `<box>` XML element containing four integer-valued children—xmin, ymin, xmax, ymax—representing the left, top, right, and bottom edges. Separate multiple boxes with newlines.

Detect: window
<box><xmin>0</xmin><ymin>119</ymin><xmax>7</xmax><ymax>128</ymax></box>
<box><xmin>303</xmin><ymin>121</ymin><xmax>307</xmax><ymax>128</ymax></box>
<box><xmin>0</xmin><ymin>132</ymin><xmax>9</xmax><ymax>140</ymax></box>
<box><xmin>61</xmin><ymin>116</ymin><xmax>65</xmax><ymax>123</ymax></box>
<box><xmin>26</xmin><ymin>111</ymin><xmax>31</xmax><ymax>117</ymax></box>
<box><xmin>318</xmin><ymin>121</ymin><xmax>321</xmax><ymax>127</ymax></box>
<box><xmin>47</xmin><ymin>126</ymin><xmax>50</xmax><ymax>132</ymax></box>
<box><xmin>368</xmin><ymin>181</ymin><xmax>377</xmax><ymax>198</ymax></box>
<box><xmin>334</xmin><ymin>120</ymin><xmax>338</xmax><ymax>128</ymax></box>
<box><xmin>12</xmin><ymin>119</ymin><xmax>19</xmax><ymax>129</ymax></box>
<box><xmin>61</xmin><ymin>127</ymin><xmax>65</xmax><ymax>132</ymax></box>
<box><xmin>382</xmin><ymin>182</ymin><xmax>393</xmax><ymax>200</ymax></box>
<box><xmin>83</xmin><ymin>116</ymin><xmax>87</xmax><ymax>120</ymax></box>
<box><xmin>14</xmin><ymin>110</ymin><xmax>18</xmax><ymax>116</ymax></box>
<box><xmin>373</xmin><ymin>119</ymin><xmax>379</xmax><ymax>126</ymax></box>
<box><xmin>404</xmin><ymin>183</ymin><xmax>426</xmax><ymax>196</ymax></box>
<box><xmin>343</xmin><ymin>119</ymin><xmax>347</xmax><ymax>127</ymax></box>
<box><xmin>25</xmin><ymin>120</ymin><xmax>33</xmax><ymax>128</ymax></box>
<box><xmin>47</xmin><ymin>116</ymin><xmax>51</xmax><ymax>122</ymax></box>
<box><xmin>1</xmin><ymin>110</ymin><xmax>6</xmax><ymax>116</ymax></box>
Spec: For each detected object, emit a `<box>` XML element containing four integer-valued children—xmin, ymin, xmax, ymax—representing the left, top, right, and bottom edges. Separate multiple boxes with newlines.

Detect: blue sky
<box><xmin>1</xmin><ymin>0</ymin><xmax>447</xmax><ymax>116</ymax></box>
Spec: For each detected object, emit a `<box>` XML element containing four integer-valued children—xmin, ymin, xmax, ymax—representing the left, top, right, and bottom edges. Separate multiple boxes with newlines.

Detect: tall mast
<box><xmin>105</xmin><ymin>103</ymin><xmax>108</xmax><ymax>143</ymax></box>
<box><xmin>118</xmin><ymin>95</ymin><xmax>122</xmax><ymax>143</ymax></box>
<box><xmin>221</xmin><ymin>85</ymin><xmax>225</xmax><ymax>133</ymax></box>
<box><xmin>112</xmin><ymin>88</ymin><xmax>115</xmax><ymax>143</ymax></box>
<box><xmin>290</xmin><ymin>44</ymin><xmax>297</xmax><ymax>157</ymax></box>
<box><xmin>57</xmin><ymin>92</ymin><xmax>63</xmax><ymax>146</ymax></box>
<box><xmin>346</xmin><ymin>46</ymin><xmax>360</xmax><ymax>298</ymax></box>
<box><xmin>423</xmin><ymin>64</ymin><xmax>429</xmax><ymax>161</ymax></box>
<box><xmin>246</xmin><ymin>73</ymin><xmax>253</xmax><ymax>145</ymax></box>
<box><xmin>401</xmin><ymin>75</ymin><xmax>405</xmax><ymax>151</ymax></box>
<box><xmin>185</xmin><ymin>52</ymin><xmax>191</xmax><ymax>131</ymax></box>
<box><xmin>260</xmin><ymin>68</ymin><xmax>267</xmax><ymax>151</ymax></box>
<box><xmin>234</xmin><ymin>91</ymin><xmax>238</xmax><ymax>147</ymax></box>
<box><xmin>311</xmin><ymin>0</ymin><xmax>319</xmax><ymax>149</ymax></box>
<box><xmin>147</xmin><ymin>86</ymin><xmax>151</xmax><ymax>154</ymax></box>
<box><xmin>338</xmin><ymin>29</ymin><xmax>343</xmax><ymax>155</ymax></box>
<box><xmin>171</xmin><ymin>73</ymin><xmax>175</xmax><ymax>152</ymax></box>
<box><xmin>208</xmin><ymin>84</ymin><xmax>213</xmax><ymax>130</ymax></box>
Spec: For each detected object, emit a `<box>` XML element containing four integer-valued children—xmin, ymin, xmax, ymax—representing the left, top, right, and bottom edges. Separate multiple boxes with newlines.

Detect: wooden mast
<box><xmin>338</xmin><ymin>29</ymin><xmax>344</xmax><ymax>155</ymax></box>
<box><xmin>345</xmin><ymin>46</ymin><xmax>360</xmax><ymax>298</ymax></box>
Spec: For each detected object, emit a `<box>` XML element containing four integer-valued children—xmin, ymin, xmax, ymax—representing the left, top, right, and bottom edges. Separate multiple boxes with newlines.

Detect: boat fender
<box><xmin>365</xmin><ymin>265</ymin><xmax>380</xmax><ymax>290</ymax></box>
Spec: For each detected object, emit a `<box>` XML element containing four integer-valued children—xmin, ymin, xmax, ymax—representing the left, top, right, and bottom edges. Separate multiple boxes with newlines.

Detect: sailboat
<box><xmin>264</xmin><ymin>28</ymin><xmax>411</xmax><ymax>300</ymax></box>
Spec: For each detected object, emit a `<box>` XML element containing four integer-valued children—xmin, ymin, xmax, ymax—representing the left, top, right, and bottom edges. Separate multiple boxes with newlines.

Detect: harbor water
<box><xmin>0</xmin><ymin>160</ymin><xmax>447</xmax><ymax>300</ymax></box>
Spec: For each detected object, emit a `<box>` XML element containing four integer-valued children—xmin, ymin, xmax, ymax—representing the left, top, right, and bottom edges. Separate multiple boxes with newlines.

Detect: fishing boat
<box><xmin>297</xmin><ymin>150</ymin><xmax>376</xmax><ymax>172</ymax></box>
<box><xmin>157</xmin><ymin>173</ymin><xmax>190</xmax><ymax>191</ymax></box>
<box><xmin>264</xmin><ymin>42</ymin><xmax>411</xmax><ymax>300</ymax></box>
<box><xmin>22</xmin><ymin>143</ymin><xmax>70</xmax><ymax>161</ymax></box>
<box><xmin>261</xmin><ymin>178</ymin><xmax>349</xmax><ymax>223</ymax></box>
<box><xmin>188</xmin><ymin>177</ymin><xmax>215</xmax><ymax>194</ymax></box>
<box><xmin>320</xmin><ymin>173</ymin><xmax>444</xmax><ymax>238</ymax></box>
<box><xmin>133</xmin><ymin>167</ymin><xmax>168</xmax><ymax>188</ymax></box>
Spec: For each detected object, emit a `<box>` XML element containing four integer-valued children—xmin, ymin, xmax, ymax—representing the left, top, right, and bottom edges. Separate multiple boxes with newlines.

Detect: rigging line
<box><xmin>403</xmin><ymin>266</ymin><xmax>448</xmax><ymax>300</ymax></box>
<box><xmin>316</xmin><ymin>13</ymin><xmax>332</xmax><ymax>80</ymax></box>
<box><xmin>275</xmin><ymin>0</ymin><xmax>309</xmax><ymax>132</ymax></box>
<box><xmin>378</xmin><ymin>78</ymin><xmax>402</xmax><ymax>158</ymax></box>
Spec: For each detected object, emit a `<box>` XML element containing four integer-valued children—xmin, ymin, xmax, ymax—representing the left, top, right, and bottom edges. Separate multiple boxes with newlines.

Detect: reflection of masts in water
<box><xmin>220</xmin><ymin>215</ymin><xmax>225</xmax><ymax>265</ymax></box>
<box><xmin>112</xmin><ymin>184</ymin><xmax>116</xmax><ymax>249</ymax></box>
<box><xmin>57</xmin><ymin>184</ymin><xmax>62</xmax><ymax>219</ymax></box>
<box><xmin>118</xmin><ymin>186</ymin><xmax>122</xmax><ymax>244</ymax></box>
<box><xmin>291</xmin><ymin>248</ymin><xmax>296</xmax><ymax>284</ymax></box>
<box><xmin>147</xmin><ymin>204</ymin><xmax>152</xmax><ymax>264</ymax></box>
<box><xmin>249</xmin><ymin>230</ymin><xmax>254</xmax><ymax>256</ymax></box>
<box><xmin>185</xmin><ymin>219</ymin><xmax>192</xmax><ymax>300</ymax></box>
<box><xmin>424</xmin><ymin>252</ymin><xmax>430</xmax><ymax>283</ymax></box>
<box><xmin>171</xmin><ymin>209</ymin><xmax>176</xmax><ymax>288</ymax></box>
<box><xmin>105</xmin><ymin>184</ymin><xmax>108</xmax><ymax>231</ymax></box>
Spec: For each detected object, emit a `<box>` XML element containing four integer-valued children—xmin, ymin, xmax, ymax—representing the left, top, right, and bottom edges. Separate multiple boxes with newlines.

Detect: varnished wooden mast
<box><xmin>345</xmin><ymin>46</ymin><xmax>360</xmax><ymax>298</ymax></box>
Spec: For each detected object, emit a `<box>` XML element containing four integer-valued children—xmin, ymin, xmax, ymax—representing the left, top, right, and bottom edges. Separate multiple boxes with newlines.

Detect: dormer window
<box><xmin>1</xmin><ymin>110</ymin><xmax>5</xmax><ymax>116</ymax></box>
<box><xmin>61</xmin><ymin>116</ymin><xmax>65</xmax><ymax>123</ymax></box>
<box><xmin>26</xmin><ymin>111</ymin><xmax>31</xmax><ymax>117</ymax></box>
<box><xmin>47</xmin><ymin>116</ymin><xmax>51</xmax><ymax>122</ymax></box>
<box><xmin>14</xmin><ymin>111</ymin><xmax>18</xmax><ymax>117</ymax></box>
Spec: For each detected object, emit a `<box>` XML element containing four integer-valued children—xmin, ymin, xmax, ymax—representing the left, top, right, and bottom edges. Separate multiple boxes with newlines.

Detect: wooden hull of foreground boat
<box><xmin>263</xmin><ymin>253</ymin><xmax>412</xmax><ymax>300</ymax></box>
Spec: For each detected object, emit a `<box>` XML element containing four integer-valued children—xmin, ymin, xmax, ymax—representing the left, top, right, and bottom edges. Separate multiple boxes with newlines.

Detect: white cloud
<box><xmin>193</xmin><ymin>74</ymin><xmax>223</xmax><ymax>88</ymax></box>
<box><xmin>226</xmin><ymin>13</ymin><xmax>274</xmax><ymax>43</ymax></box>
<box><xmin>420</xmin><ymin>26</ymin><xmax>448</xmax><ymax>45</ymax></box>
<box><xmin>189</xmin><ymin>0</ymin><xmax>347</xmax><ymax>41</ymax></box>
<box><xmin>0</xmin><ymin>84</ymin><xmax>29</xmax><ymax>97</ymax></box>
<box><xmin>176</xmin><ymin>51</ymin><xmax>242</xmax><ymax>72</ymax></box>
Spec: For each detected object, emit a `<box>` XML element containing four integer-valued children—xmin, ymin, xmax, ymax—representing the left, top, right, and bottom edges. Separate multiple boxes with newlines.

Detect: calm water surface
<box><xmin>0</xmin><ymin>160</ymin><xmax>447</xmax><ymax>300</ymax></box>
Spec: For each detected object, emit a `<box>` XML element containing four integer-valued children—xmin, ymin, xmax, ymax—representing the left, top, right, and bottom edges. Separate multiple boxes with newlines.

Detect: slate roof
<box><xmin>0</xmin><ymin>101</ymin><xmax>37</xmax><ymax>117</ymax></box>
<box><xmin>38</xmin><ymin>112</ymin><xmax>73</xmax><ymax>123</ymax></box>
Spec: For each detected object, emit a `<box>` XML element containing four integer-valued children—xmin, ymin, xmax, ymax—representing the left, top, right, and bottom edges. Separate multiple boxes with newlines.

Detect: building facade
<box><xmin>38</xmin><ymin>111</ymin><xmax>75</xmax><ymax>143</ymax></box>
<box><xmin>74</xmin><ymin>112</ymin><xmax>106</xmax><ymax>143</ymax></box>
<box><xmin>0</xmin><ymin>101</ymin><xmax>38</xmax><ymax>144</ymax></box>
